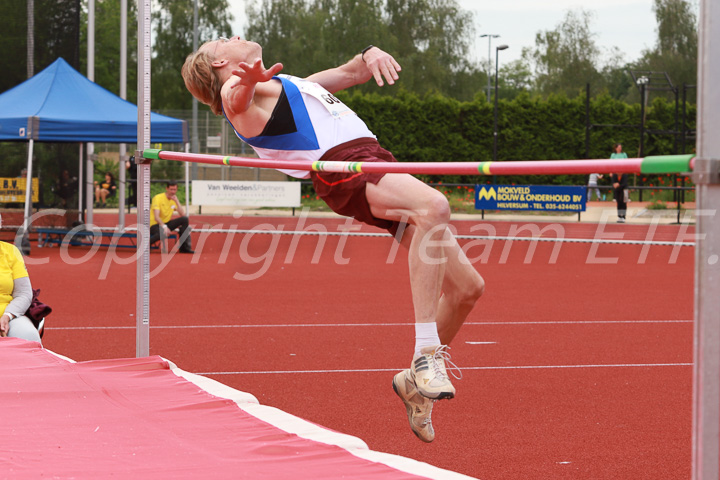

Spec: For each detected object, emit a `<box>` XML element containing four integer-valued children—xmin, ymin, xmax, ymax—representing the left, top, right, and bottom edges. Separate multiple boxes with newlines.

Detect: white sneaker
<box><xmin>392</xmin><ymin>369</ymin><xmax>435</xmax><ymax>442</ymax></box>
<box><xmin>410</xmin><ymin>345</ymin><xmax>459</xmax><ymax>400</ymax></box>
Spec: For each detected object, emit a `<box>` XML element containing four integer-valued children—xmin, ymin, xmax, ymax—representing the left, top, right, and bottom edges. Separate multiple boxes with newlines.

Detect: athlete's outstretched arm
<box><xmin>308</xmin><ymin>46</ymin><xmax>401</xmax><ymax>93</ymax></box>
<box><xmin>223</xmin><ymin>58</ymin><xmax>283</xmax><ymax>115</ymax></box>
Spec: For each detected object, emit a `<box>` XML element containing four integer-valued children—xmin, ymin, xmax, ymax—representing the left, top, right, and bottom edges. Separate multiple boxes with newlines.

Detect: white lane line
<box><xmin>196</xmin><ymin>363</ymin><xmax>692</xmax><ymax>376</ymax></box>
<box><xmin>47</xmin><ymin>319</ymin><xmax>692</xmax><ymax>331</ymax></box>
<box><xmin>466</xmin><ymin>341</ymin><xmax>497</xmax><ymax>345</ymax></box>
<box><xmin>124</xmin><ymin>226</ymin><xmax>696</xmax><ymax>247</ymax></box>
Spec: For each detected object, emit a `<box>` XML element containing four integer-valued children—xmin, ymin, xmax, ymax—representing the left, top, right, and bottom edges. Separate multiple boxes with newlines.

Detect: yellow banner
<box><xmin>0</xmin><ymin>178</ymin><xmax>39</xmax><ymax>203</ymax></box>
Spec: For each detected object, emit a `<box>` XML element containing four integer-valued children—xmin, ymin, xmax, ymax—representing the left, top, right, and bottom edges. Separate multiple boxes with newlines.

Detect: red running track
<box><xmin>30</xmin><ymin>214</ymin><xmax>694</xmax><ymax>479</ymax></box>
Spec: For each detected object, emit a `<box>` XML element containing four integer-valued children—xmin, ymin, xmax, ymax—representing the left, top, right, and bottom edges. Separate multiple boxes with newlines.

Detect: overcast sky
<box><xmin>226</xmin><ymin>0</ymin><xmax>672</xmax><ymax>67</ymax></box>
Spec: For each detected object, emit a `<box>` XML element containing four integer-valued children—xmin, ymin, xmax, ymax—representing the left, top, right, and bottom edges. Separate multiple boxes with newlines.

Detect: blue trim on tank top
<box><xmin>223</xmin><ymin>76</ymin><xmax>319</xmax><ymax>151</ymax></box>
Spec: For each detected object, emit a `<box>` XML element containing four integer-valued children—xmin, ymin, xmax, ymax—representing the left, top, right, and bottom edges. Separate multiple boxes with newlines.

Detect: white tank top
<box><xmin>225</xmin><ymin>74</ymin><xmax>375</xmax><ymax>178</ymax></box>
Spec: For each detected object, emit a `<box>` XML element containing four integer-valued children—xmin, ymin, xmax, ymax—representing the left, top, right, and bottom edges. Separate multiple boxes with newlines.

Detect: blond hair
<box><xmin>181</xmin><ymin>49</ymin><xmax>224</xmax><ymax>115</ymax></box>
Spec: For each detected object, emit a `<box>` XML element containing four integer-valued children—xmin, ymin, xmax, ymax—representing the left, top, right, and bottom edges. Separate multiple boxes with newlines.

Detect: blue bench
<box><xmin>36</xmin><ymin>228</ymin><xmax>177</xmax><ymax>250</ymax></box>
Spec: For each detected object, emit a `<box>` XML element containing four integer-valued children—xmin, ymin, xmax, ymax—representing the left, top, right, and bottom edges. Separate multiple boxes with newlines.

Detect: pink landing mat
<box><xmin>0</xmin><ymin>338</ymin><xmax>474</xmax><ymax>479</ymax></box>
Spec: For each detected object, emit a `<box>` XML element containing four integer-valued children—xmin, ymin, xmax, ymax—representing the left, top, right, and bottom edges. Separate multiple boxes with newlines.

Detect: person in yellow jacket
<box><xmin>0</xmin><ymin>215</ymin><xmax>41</xmax><ymax>342</ymax></box>
<box><xmin>149</xmin><ymin>181</ymin><xmax>194</xmax><ymax>253</ymax></box>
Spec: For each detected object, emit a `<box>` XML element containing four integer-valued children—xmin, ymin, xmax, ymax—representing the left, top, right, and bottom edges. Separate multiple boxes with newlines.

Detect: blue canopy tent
<box><xmin>0</xmin><ymin>57</ymin><xmax>188</xmax><ymax>237</ymax></box>
<box><xmin>0</xmin><ymin>58</ymin><xmax>187</xmax><ymax>143</ymax></box>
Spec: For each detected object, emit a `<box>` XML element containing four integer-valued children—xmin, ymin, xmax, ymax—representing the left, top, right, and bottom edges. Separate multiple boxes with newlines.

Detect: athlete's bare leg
<box><xmin>365</xmin><ymin>174</ymin><xmax>484</xmax><ymax>332</ymax></box>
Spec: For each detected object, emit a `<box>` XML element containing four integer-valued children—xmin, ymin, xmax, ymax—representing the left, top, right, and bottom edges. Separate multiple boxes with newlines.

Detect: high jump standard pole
<box><xmin>134</xmin><ymin>5</ymin><xmax>720</xmax><ymax>475</ymax></box>
<box><xmin>135</xmin><ymin>0</ymin><xmax>152</xmax><ymax>357</ymax></box>
<box><xmin>692</xmin><ymin>0</ymin><xmax>720</xmax><ymax>478</ymax></box>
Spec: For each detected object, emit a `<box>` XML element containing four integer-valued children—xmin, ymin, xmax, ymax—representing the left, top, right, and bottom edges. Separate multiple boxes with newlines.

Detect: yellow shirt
<box><xmin>0</xmin><ymin>241</ymin><xmax>29</xmax><ymax>314</ymax></box>
<box><xmin>150</xmin><ymin>193</ymin><xmax>179</xmax><ymax>227</ymax></box>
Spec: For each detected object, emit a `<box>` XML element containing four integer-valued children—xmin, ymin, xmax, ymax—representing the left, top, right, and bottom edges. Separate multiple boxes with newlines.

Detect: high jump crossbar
<box><xmin>143</xmin><ymin>149</ymin><xmax>695</xmax><ymax>176</ymax></box>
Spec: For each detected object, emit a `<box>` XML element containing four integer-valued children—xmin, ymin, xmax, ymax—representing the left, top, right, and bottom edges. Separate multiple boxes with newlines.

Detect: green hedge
<box><xmin>0</xmin><ymin>90</ymin><xmax>696</xmax><ymax>206</ymax></box>
<box><xmin>338</xmin><ymin>90</ymin><xmax>696</xmax><ymax>186</ymax></box>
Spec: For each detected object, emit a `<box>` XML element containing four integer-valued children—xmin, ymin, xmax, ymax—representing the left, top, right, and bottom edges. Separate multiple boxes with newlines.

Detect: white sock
<box><xmin>414</xmin><ymin>322</ymin><xmax>441</xmax><ymax>357</ymax></box>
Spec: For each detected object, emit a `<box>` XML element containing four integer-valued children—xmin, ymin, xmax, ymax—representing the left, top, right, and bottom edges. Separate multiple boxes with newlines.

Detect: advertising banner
<box><xmin>192</xmin><ymin>181</ymin><xmax>301</xmax><ymax>207</ymax></box>
<box><xmin>0</xmin><ymin>178</ymin><xmax>39</xmax><ymax>203</ymax></box>
<box><xmin>475</xmin><ymin>184</ymin><xmax>587</xmax><ymax>212</ymax></box>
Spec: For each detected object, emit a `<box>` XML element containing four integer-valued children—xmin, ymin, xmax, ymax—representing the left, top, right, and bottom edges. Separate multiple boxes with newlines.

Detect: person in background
<box><xmin>587</xmin><ymin>172</ymin><xmax>604</xmax><ymax>201</ymax></box>
<box><xmin>126</xmin><ymin>155</ymin><xmax>138</xmax><ymax>208</ymax></box>
<box><xmin>55</xmin><ymin>169</ymin><xmax>78</xmax><ymax>208</ymax></box>
<box><xmin>149</xmin><ymin>181</ymin><xmax>194</xmax><ymax>254</ymax></box>
<box><xmin>0</xmin><ymin>215</ymin><xmax>41</xmax><ymax>343</ymax></box>
<box><xmin>610</xmin><ymin>143</ymin><xmax>629</xmax><ymax>222</ymax></box>
<box><xmin>610</xmin><ymin>143</ymin><xmax>628</xmax><ymax>161</ymax></box>
<box><xmin>94</xmin><ymin>172</ymin><xmax>117</xmax><ymax>208</ymax></box>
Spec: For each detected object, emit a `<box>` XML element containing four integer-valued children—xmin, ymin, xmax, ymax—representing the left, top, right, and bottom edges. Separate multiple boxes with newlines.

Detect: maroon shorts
<box><xmin>310</xmin><ymin>138</ymin><xmax>404</xmax><ymax>237</ymax></box>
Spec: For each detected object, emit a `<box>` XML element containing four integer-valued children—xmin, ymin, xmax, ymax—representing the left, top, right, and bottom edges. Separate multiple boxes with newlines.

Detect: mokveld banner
<box><xmin>475</xmin><ymin>184</ymin><xmax>587</xmax><ymax>212</ymax></box>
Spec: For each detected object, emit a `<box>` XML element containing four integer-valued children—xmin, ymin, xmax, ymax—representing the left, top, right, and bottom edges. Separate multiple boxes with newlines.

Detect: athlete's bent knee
<box><xmin>455</xmin><ymin>275</ymin><xmax>485</xmax><ymax>307</ymax></box>
<box><xmin>414</xmin><ymin>192</ymin><xmax>450</xmax><ymax>230</ymax></box>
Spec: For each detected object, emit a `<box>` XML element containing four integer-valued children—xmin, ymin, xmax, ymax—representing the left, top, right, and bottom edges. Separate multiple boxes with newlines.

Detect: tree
<box><xmin>315</xmin><ymin>0</ymin><xmax>390</xmax><ymax>68</ymax></box>
<box><xmin>636</xmin><ymin>0</ymin><xmax>698</xmax><ymax>89</ymax></box>
<box><xmin>593</xmin><ymin>47</ymin><xmax>634</xmax><ymax>101</ymax></box>
<box><xmin>0</xmin><ymin>0</ymin><xmax>82</xmax><ymax>188</ymax></box>
<box><xmin>498</xmin><ymin>59</ymin><xmax>533</xmax><ymax>100</ymax></box>
<box><xmin>35</xmin><ymin>0</ymin><xmax>82</xmax><ymax>71</ymax></box>
<box><xmin>385</xmin><ymin>0</ymin><xmax>477</xmax><ymax>97</ymax></box>
<box><xmin>245</xmin><ymin>0</ymin><xmax>337</xmax><ymax>76</ymax></box>
<box><xmin>0</xmin><ymin>0</ymin><xmax>28</xmax><ymax>94</ymax></box>
<box><xmin>384</xmin><ymin>0</ymin><xmax>472</xmax><ymax>71</ymax></box>
<box><xmin>79</xmin><ymin>0</ymin><xmax>138</xmax><ymax>103</ymax></box>
<box><xmin>152</xmin><ymin>0</ymin><xmax>234</xmax><ymax>110</ymax></box>
<box><xmin>526</xmin><ymin>9</ymin><xmax>602</xmax><ymax>97</ymax></box>
<box><xmin>0</xmin><ymin>0</ymin><xmax>81</xmax><ymax>94</ymax></box>
<box><xmin>245</xmin><ymin>0</ymin><xmax>481</xmax><ymax>99</ymax></box>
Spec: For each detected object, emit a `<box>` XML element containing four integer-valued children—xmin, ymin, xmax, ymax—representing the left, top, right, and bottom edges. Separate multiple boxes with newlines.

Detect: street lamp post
<box><xmin>493</xmin><ymin>45</ymin><xmax>509</xmax><ymax>163</ymax></box>
<box><xmin>636</xmin><ymin>75</ymin><xmax>649</xmax><ymax>202</ymax></box>
<box><xmin>480</xmin><ymin>34</ymin><xmax>500</xmax><ymax>102</ymax></box>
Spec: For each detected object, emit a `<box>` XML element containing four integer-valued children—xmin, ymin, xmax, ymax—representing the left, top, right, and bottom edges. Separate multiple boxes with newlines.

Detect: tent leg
<box><xmin>78</xmin><ymin>143</ymin><xmax>84</xmax><ymax>223</ymax></box>
<box><xmin>20</xmin><ymin>140</ymin><xmax>34</xmax><ymax>256</ymax></box>
<box><xmin>185</xmin><ymin>142</ymin><xmax>190</xmax><ymax>216</ymax></box>
<box><xmin>86</xmin><ymin>142</ymin><xmax>94</xmax><ymax>225</ymax></box>
<box><xmin>119</xmin><ymin>144</ymin><xmax>127</xmax><ymax>229</ymax></box>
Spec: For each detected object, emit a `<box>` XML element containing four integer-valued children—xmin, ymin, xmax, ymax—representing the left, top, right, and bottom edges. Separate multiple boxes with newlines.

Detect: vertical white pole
<box><xmin>86</xmin><ymin>148</ymin><xmax>94</xmax><ymax>225</ymax></box>
<box><xmin>88</xmin><ymin>0</ymin><xmax>94</xmax><ymax>80</ymax></box>
<box><xmin>86</xmin><ymin>0</ymin><xmax>95</xmax><ymax>226</ymax></box>
<box><xmin>27</xmin><ymin>0</ymin><xmax>33</xmax><ymax>78</ymax></box>
<box><xmin>692</xmin><ymin>0</ymin><xmax>720</xmax><ymax>478</ymax></box>
<box><xmin>22</xmin><ymin>140</ymin><xmax>34</xmax><ymax>232</ymax></box>
<box><xmin>191</xmin><ymin>0</ymin><xmax>199</xmax><ymax>181</ymax></box>
<box><xmin>119</xmin><ymin>0</ymin><xmax>128</xmax><ymax>229</ymax></box>
<box><xmin>185</xmin><ymin>142</ymin><xmax>190</xmax><ymax>215</ymax></box>
<box><xmin>136</xmin><ymin>0</ymin><xmax>152</xmax><ymax>358</ymax></box>
<box><xmin>78</xmin><ymin>143</ymin><xmax>84</xmax><ymax>222</ymax></box>
<box><xmin>486</xmin><ymin>37</ymin><xmax>492</xmax><ymax>103</ymax></box>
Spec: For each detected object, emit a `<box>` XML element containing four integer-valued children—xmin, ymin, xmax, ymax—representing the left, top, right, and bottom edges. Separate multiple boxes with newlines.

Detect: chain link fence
<box><xmin>156</xmin><ymin>109</ymin><xmax>287</xmax><ymax>182</ymax></box>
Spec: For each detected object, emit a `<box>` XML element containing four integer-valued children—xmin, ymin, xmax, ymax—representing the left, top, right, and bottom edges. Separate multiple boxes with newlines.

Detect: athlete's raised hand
<box><xmin>230</xmin><ymin>58</ymin><xmax>284</xmax><ymax>89</ymax></box>
<box><xmin>361</xmin><ymin>47</ymin><xmax>401</xmax><ymax>87</ymax></box>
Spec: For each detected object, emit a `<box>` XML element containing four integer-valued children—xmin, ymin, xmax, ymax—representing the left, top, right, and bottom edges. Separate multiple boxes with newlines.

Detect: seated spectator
<box><xmin>94</xmin><ymin>172</ymin><xmax>117</xmax><ymax>208</ymax></box>
<box><xmin>0</xmin><ymin>215</ymin><xmax>41</xmax><ymax>343</ymax></box>
<box><xmin>149</xmin><ymin>181</ymin><xmax>194</xmax><ymax>254</ymax></box>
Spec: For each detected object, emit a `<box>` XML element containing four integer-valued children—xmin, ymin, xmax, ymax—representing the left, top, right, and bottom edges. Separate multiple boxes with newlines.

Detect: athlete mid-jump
<box><xmin>182</xmin><ymin>38</ymin><xmax>484</xmax><ymax>442</ymax></box>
